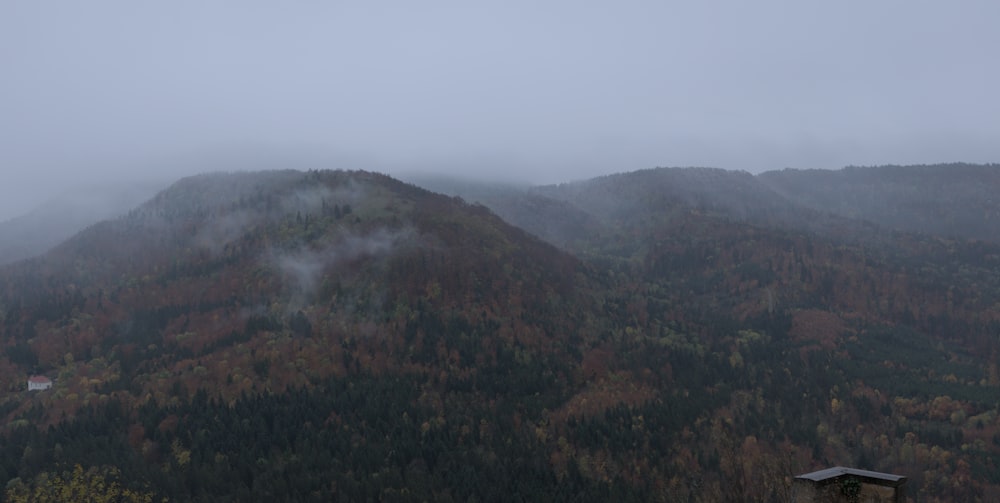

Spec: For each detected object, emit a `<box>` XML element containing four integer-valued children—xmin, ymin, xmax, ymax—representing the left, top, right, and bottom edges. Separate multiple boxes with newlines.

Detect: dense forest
<box><xmin>1</xmin><ymin>166</ymin><xmax>999</xmax><ymax>501</ymax></box>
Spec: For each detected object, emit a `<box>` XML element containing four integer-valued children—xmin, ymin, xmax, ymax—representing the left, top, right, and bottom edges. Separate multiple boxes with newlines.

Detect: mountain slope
<box><xmin>1</xmin><ymin>169</ymin><xmax>593</xmax><ymax>398</ymax></box>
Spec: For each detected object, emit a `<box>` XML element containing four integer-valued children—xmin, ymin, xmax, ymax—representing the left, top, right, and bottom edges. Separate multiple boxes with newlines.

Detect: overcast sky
<box><xmin>2</xmin><ymin>1</ymin><xmax>999</xmax><ymax>221</ymax></box>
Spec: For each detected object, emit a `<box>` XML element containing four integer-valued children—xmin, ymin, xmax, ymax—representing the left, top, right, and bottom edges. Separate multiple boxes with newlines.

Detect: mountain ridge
<box><xmin>2</xmin><ymin>165</ymin><xmax>1000</xmax><ymax>500</ymax></box>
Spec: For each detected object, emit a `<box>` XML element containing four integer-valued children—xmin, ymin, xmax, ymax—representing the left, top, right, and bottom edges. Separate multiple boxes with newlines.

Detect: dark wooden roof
<box><xmin>796</xmin><ymin>466</ymin><xmax>906</xmax><ymax>485</ymax></box>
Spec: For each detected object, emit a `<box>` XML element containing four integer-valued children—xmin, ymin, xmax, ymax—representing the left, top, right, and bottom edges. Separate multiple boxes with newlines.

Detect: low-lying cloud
<box><xmin>269</xmin><ymin>227</ymin><xmax>414</xmax><ymax>302</ymax></box>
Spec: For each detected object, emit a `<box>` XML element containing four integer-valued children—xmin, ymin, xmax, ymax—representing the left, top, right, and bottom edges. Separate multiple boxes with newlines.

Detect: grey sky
<box><xmin>2</xmin><ymin>1</ymin><xmax>999</xmax><ymax>221</ymax></box>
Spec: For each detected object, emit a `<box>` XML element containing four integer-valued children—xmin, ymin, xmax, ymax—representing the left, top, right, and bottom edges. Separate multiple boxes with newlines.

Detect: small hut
<box><xmin>792</xmin><ymin>466</ymin><xmax>906</xmax><ymax>502</ymax></box>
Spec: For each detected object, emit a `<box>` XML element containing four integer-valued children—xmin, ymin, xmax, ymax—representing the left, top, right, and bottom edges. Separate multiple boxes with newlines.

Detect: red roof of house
<box><xmin>28</xmin><ymin>376</ymin><xmax>51</xmax><ymax>383</ymax></box>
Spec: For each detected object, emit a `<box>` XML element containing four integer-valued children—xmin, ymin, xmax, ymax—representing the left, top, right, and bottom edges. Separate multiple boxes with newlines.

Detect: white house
<box><xmin>27</xmin><ymin>376</ymin><xmax>52</xmax><ymax>391</ymax></box>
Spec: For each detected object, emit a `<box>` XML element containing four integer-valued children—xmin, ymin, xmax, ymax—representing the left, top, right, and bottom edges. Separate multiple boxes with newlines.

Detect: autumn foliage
<box><xmin>0</xmin><ymin>167</ymin><xmax>999</xmax><ymax>501</ymax></box>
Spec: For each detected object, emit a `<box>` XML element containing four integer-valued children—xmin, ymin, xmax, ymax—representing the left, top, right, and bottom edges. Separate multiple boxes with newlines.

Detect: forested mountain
<box><xmin>1</xmin><ymin>166</ymin><xmax>1000</xmax><ymax>501</ymax></box>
